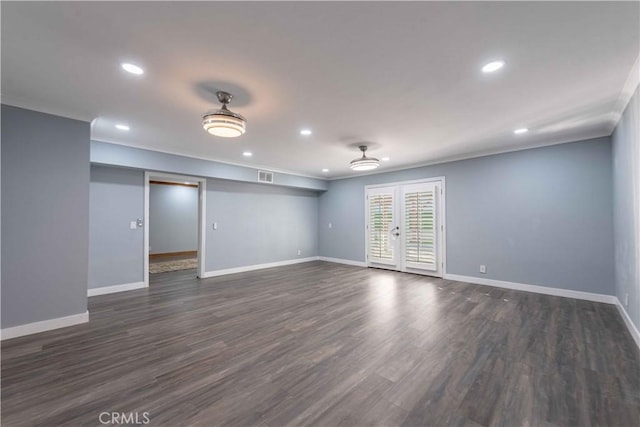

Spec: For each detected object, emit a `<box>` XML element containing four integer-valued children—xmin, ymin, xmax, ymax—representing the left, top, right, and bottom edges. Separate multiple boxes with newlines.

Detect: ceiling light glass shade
<box><xmin>350</xmin><ymin>145</ymin><xmax>379</xmax><ymax>171</ymax></box>
<box><xmin>202</xmin><ymin>91</ymin><xmax>246</xmax><ymax>138</ymax></box>
<box><xmin>350</xmin><ymin>159</ymin><xmax>379</xmax><ymax>171</ymax></box>
<box><xmin>202</xmin><ymin>108</ymin><xmax>246</xmax><ymax>137</ymax></box>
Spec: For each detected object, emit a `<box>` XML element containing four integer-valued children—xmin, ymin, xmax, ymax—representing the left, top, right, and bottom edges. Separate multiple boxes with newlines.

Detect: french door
<box><xmin>366</xmin><ymin>179</ymin><xmax>444</xmax><ymax>277</ymax></box>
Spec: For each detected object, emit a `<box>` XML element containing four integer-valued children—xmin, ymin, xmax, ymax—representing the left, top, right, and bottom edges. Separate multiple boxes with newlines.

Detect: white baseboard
<box><xmin>201</xmin><ymin>256</ymin><xmax>320</xmax><ymax>278</ymax></box>
<box><xmin>443</xmin><ymin>273</ymin><xmax>617</xmax><ymax>304</ymax></box>
<box><xmin>615</xmin><ymin>298</ymin><xmax>640</xmax><ymax>349</ymax></box>
<box><xmin>1</xmin><ymin>311</ymin><xmax>89</xmax><ymax>341</ymax></box>
<box><xmin>318</xmin><ymin>256</ymin><xmax>367</xmax><ymax>267</ymax></box>
<box><xmin>88</xmin><ymin>281</ymin><xmax>147</xmax><ymax>297</ymax></box>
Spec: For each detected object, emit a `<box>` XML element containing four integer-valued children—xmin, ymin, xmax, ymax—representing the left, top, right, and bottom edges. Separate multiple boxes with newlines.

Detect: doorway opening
<box><xmin>144</xmin><ymin>172</ymin><xmax>207</xmax><ymax>285</ymax></box>
<box><xmin>365</xmin><ymin>177</ymin><xmax>446</xmax><ymax>277</ymax></box>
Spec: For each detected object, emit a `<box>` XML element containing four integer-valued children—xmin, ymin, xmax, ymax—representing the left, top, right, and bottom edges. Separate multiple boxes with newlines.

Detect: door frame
<box><xmin>144</xmin><ymin>171</ymin><xmax>207</xmax><ymax>286</ymax></box>
<box><xmin>364</xmin><ymin>176</ymin><xmax>446</xmax><ymax>277</ymax></box>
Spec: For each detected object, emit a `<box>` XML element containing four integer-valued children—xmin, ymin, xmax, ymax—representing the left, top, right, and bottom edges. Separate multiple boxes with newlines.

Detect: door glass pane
<box><xmin>404</xmin><ymin>189</ymin><xmax>436</xmax><ymax>267</ymax></box>
<box><xmin>369</xmin><ymin>193</ymin><xmax>394</xmax><ymax>261</ymax></box>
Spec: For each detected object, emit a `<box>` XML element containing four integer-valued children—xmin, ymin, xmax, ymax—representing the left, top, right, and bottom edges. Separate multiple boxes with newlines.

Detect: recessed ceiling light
<box><xmin>322</xmin><ymin>168</ymin><xmax>329</xmax><ymax>173</ymax></box>
<box><xmin>300</xmin><ymin>129</ymin><xmax>312</xmax><ymax>136</ymax></box>
<box><xmin>382</xmin><ymin>157</ymin><xmax>390</xmax><ymax>161</ymax></box>
<box><xmin>121</xmin><ymin>63</ymin><xmax>144</xmax><ymax>75</ymax></box>
<box><xmin>482</xmin><ymin>60</ymin><xmax>505</xmax><ymax>73</ymax></box>
<box><xmin>184</xmin><ymin>182</ymin><xmax>191</xmax><ymax>185</ymax></box>
<box><xmin>514</xmin><ymin>128</ymin><xmax>529</xmax><ymax>134</ymax></box>
<box><xmin>115</xmin><ymin>124</ymin><xmax>130</xmax><ymax>131</ymax></box>
<box><xmin>242</xmin><ymin>151</ymin><xmax>252</xmax><ymax>157</ymax></box>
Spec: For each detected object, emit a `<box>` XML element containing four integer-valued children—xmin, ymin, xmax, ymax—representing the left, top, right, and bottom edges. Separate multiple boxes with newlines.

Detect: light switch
<box><xmin>213</xmin><ymin>222</ymin><xmax>218</xmax><ymax>230</ymax></box>
<box><xmin>129</xmin><ymin>221</ymin><xmax>137</xmax><ymax>230</ymax></box>
<box><xmin>328</xmin><ymin>223</ymin><xmax>332</xmax><ymax>229</ymax></box>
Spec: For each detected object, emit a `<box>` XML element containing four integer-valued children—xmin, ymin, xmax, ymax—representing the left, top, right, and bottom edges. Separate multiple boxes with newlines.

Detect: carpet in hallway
<box><xmin>149</xmin><ymin>258</ymin><xmax>197</xmax><ymax>274</ymax></box>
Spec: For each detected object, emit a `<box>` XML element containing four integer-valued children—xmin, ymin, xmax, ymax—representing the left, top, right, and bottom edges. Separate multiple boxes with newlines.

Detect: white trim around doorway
<box><xmin>144</xmin><ymin>171</ymin><xmax>207</xmax><ymax>286</ymax></box>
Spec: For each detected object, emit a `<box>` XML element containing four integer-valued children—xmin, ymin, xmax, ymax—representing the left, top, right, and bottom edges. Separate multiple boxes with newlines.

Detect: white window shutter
<box><xmin>368</xmin><ymin>193</ymin><xmax>394</xmax><ymax>262</ymax></box>
<box><xmin>404</xmin><ymin>188</ymin><xmax>436</xmax><ymax>270</ymax></box>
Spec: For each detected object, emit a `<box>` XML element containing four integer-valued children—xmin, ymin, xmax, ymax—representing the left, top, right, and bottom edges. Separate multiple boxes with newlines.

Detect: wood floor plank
<box><xmin>1</xmin><ymin>261</ymin><xmax>638</xmax><ymax>426</ymax></box>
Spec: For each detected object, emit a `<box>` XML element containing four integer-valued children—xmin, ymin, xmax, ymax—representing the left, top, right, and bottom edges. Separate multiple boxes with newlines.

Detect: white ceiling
<box><xmin>2</xmin><ymin>1</ymin><xmax>638</xmax><ymax>179</ymax></box>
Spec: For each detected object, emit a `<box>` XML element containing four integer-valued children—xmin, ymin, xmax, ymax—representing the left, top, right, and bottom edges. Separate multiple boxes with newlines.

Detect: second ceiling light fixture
<box><xmin>202</xmin><ymin>91</ymin><xmax>246</xmax><ymax>138</ymax></box>
<box><xmin>350</xmin><ymin>145</ymin><xmax>379</xmax><ymax>171</ymax></box>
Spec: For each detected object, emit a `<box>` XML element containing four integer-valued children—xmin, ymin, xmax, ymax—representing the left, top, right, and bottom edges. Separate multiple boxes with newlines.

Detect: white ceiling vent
<box><xmin>258</xmin><ymin>170</ymin><xmax>274</xmax><ymax>184</ymax></box>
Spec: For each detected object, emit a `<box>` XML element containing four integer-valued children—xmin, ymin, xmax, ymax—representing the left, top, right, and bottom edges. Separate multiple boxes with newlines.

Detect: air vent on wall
<box><xmin>258</xmin><ymin>170</ymin><xmax>274</xmax><ymax>183</ymax></box>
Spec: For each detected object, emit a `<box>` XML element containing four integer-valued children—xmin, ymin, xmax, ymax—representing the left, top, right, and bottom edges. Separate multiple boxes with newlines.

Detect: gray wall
<box><xmin>613</xmin><ymin>86</ymin><xmax>639</xmax><ymax>331</ymax></box>
<box><xmin>206</xmin><ymin>180</ymin><xmax>319</xmax><ymax>271</ymax></box>
<box><xmin>91</xmin><ymin>140</ymin><xmax>328</xmax><ymax>191</ymax></box>
<box><xmin>319</xmin><ymin>137</ymin><xmax>614</xmax><ymax>295</ymax></box>
<box><xmin>1</xmin><ymin>105</ymin><xmax>90</xmax><ymax>328</ymax></box>
<box><xmin>150</xmin><ymin>183</ymin><xmax>198</xmax><ymax>254</ymax></box>
<box><xmin>88</xmin><ymin>165</ymin><xmax>320</xmax><ymax>284</ymax></box>
<box><xmin>89</xmin><ymin>166</ymin><xmax>144</xmax><ymax>289</ymax></box>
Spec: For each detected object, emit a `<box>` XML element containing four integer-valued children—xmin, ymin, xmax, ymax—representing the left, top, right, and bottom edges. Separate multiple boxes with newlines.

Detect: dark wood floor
<box><xmin>2</xmin><ymin>261</ymin><xmax>639</xmax><ymax>426</ymax></box>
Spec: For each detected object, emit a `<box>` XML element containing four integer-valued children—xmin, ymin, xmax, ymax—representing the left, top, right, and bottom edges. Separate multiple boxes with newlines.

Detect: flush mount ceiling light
<box><xmin>350</xmin><ymin>145</ymin><xmax>379</xmax><ymax>171</ymax></box>
<box><xmin>115</xmin><ymin>124</ymin><xmax>130</xmax><ymax>131</ymax></box>
<box><xmin>482</xmin><ymin>60</ymin><xmax>505</xmax><ymax>73</ymax></box>
<box><xmin>300</xmin><ymin>129</ymin><xmax>312</xmax><ymax>136</ymax></box>
<box><xmin>514</xmin><ymin>128</ymin><xmax>529</xmax><ymax>134</ymax></box>
<box><xmin>202</xmin><ymin>91</ymin><xmax>246</xmax><ymax>138</ymax></box>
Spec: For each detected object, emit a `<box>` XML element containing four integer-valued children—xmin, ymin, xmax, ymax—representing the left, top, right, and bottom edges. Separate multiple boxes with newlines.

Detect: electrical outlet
<box><xmin>297</xmin><ymin>249</ymin><xmax>302</xmax><ymax>256</ymax></box>
<box><xmin>624</xmin><ymin>293</ymin><xmax>629</xmax><ymax>307</ymax></box>
<box><xmin>480</xmin><ymin>265</ymin><xmax>487</xmax><ymax>274</ymax></box>
<box><xmin>129</xmin><ymin>221</ymin><xmax>137</xmax><ymax>230</ymax></box>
